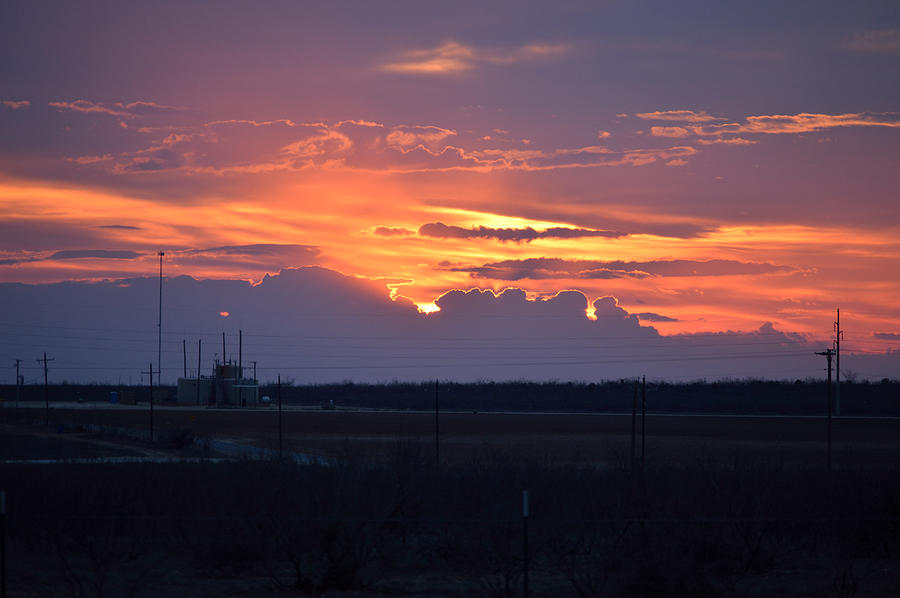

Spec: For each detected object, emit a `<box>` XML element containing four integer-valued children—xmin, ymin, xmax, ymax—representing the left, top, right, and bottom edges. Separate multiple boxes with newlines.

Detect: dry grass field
<box><xmin>7</xmin><ymin>402</ymin><xmax>898</xmax><ymax>468</ymax></box>
<box><xmin>3</xmin><ymin>403</ymin><xmax>900</xmax><ymax>597</ymax></box>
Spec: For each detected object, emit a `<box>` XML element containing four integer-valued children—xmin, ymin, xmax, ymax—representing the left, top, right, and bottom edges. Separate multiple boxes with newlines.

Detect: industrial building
<box><xmin>176</xmin><ymin>362</ymin><xmax>259</xmax><ymax>407</ymax></box>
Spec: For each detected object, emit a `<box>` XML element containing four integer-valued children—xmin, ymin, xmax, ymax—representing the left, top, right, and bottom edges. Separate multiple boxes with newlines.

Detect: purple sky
<box><xmin>1</xmin><ymin>1</ymin><xmax>899</xmax><ymax>383</ymax></box>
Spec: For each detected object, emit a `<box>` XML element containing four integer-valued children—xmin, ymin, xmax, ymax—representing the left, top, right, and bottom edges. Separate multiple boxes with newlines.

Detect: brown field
<box><xmin>8</xmin><ymin>403</ymin><xmax>900</xmax><ymax>468</ymax></box>
<box><xmin>4</xmin><ymin>404</ymin><xmax>900</xmax><ymax>597</ymax></box>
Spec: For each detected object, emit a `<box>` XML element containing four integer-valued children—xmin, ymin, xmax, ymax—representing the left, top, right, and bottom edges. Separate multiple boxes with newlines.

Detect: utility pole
<box><xmin>834</xmin><ymin>309</ymin><xmax>843</xmax><ymax>416</ymax></box>
<box><xmin>434</xmin><ymin>380</ymin><xmax>440</xmax><ymax>469</ymax></box>
<box><xmin>222</xmin><ymin>332</ymin><xmax>226</xmax><ymax>366</ymax></box>
<box><xmin>1</xmin><ymin>490</ymin><xmax>6</xmax><ymax>598</ymax></box>
<box><xmin>157</xmin><ymin>251</ymin><xmax>164</xmax><ymax>387</ymax></box>
<box><xmin>522</xmin><ymin>489</ymin><xmax>529</xmax><ymax>598</ymax></box>
<box><xmin>252</xmin><ymin>360</ymin><xmax>257</xmax><ymax>382</ymax></box>
<box><xmin>631</xmin><ymin>381</ymin><xmax>638</xmax><ymax>470</ymax></box>
<box><xmin>815</xmin><ymin>348</ymin><xmax>835</xmax><ymax>473</ymax></box>
<box><xmin>239</xmin><ymin>330</ymin><xmax>242</xmax><ymax>374</ymax></box>
<box><xmin>277</xmin><ymin>374</ymin><xmax>283</xmax><ymax>460</ymax></box>
<box><xmin>183</xmin><ymin>339</ymin><xmax>187</xmax><ymax>378</ymax></box>
<box><xmin>142</xmin><ymin>363</ymin><xmax>154</xmax><ymax>441</ymax></box>
<box><xmin>14</xmin><ymin>359</ymin><xmax>21</xmax><ymax>409</ymax></box>
<box><xmin>641</xmin><ymin>375</ymin><xmax>646</xmax><ymax>469</ymax></box>
<box><xmin>196</xmin><ymin>339</ymin><xmax>202</xmax><ymax>406</ymax></box>
<box><xmin>37</xmin><ymin>352</ymin><xmax>54</xmax><ymax>426</ymax></box>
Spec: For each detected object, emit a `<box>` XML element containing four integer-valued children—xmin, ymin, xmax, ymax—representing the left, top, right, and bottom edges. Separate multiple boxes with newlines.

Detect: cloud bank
<box><xmin>1</xmin><ymin>266</ymin><xmax>855</xmax><ymax>385</ymax></box>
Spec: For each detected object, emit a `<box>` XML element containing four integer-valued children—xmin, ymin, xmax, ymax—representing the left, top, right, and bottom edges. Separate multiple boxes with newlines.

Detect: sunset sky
<box><xmin>2</xmin><ymin>1</ymin><xmax>899</xmax><ymax>382</ymax></box>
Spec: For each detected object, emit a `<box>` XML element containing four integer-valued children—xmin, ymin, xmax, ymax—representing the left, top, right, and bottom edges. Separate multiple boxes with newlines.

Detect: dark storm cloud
<box><xmin>0</xmin><ymin>248</ymin><xmax>142</xmax><ymax>266</ymax></box>
<box><xmin>182</xmin><ymin>244</ymin><xmax>321</xmax><ymax>258</ymax></box>
<box><xmin>373</xmin><ymin>226</ymin><xmax>414</xmax><ymax>237</ymax></box>
<box><xmin>636</xmin><ymin>312</ymin><xmax>679</xmax><ymax>322</ymax></box>
<box><xmin>418</xmin><ymin>222</ymin><xmax>624</xmax><ymax>242</ymax></box>
<box><xmin>48</xmin><ymin>249</ymin><xmax>142</xmax><ymax>260</ymax></box>
<box><xmin>874</xmin><ymin>332</ymin><xmax>900</xmax><ymax>340</ymax></box>
<box><xmin>0</xmin><ymin>256</ymin><xmax>33</xmax><ymax>265</ymax></box>
<box><xmin>453</xmin><ymin>258</ymin><xmax>794</xmax><ymax>280</ymax></box>
<box><xmin>168</xmin><ymin>244</ymin><xmax>322</xmax><ymax>273</ymax></box>
<box><xmin>0</xmin><ymin>221</ymin><xmax>133</xmax><ymax>252</ymax></box>
<box><xmin>3</xmin><ymin>266</ymin><xmax>859</xmax><ymax>384</ymax></box>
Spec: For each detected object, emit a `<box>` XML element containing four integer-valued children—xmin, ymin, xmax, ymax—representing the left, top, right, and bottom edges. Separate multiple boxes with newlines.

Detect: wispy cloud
<box><xmin>696</xmin><ymin>112</ymin><xmax>900</xmax><ymax>135</ymax></box>
<box><xmin>379</xmin><ymin>40</ymin><xmax>570</xmax><ymax>74</ymax></box>
<box><xmin>64</xmin><ymin>112</ymin><xmax>700</xmax><ymax>175</ymax></box>
<box><xmin>49</xmin><ymin>99</ymin><xmax>183</xmax><ymax>119</ymax></box>
<box><xmin>2</xmin><ymin>100</ymin><xmax>30</xmax><ymax>110</ymax></box>
<box><xmin>452</xmin><ymin>258</ymin><xmax>795</xmax><ymax>280</ymax></box>
<box><xmin>180</xmin><ymin>244</ymin><xmax>319</xmax><ymax>258</ymax></box>
<box><xmin>643</xmin><ymin>110</ymin><xmax>900</xmax><ymax>140</ymax></box>
<box><xmin>0</xmin><ymin>249</ymin><xmax>142</xmax><ymax>266</ymax></box>
<box><xmin>385</xmin><ymin>125</ymin><xmax>457</xmax><ymax>150</ymax></box>
<box><xmin>843</xmin><ymin>29</ymin><xmax>900</xmax><ymax>54</ymax></box>
<box><xmin>696</xmin><ymin>137</ymin><xmax>758</xmax><ymax>145</ymax></box>
<box><xmin>635</xmin><ymin>110</ymin><xmax>725</xmax><ymax>123</ymax></box>
<box><xmin>49</xmin><ymin>249</ymin><xmax>141</xmax><ymax>260</ymax></box>
<box><xmin>650</xmin><ymin>126</ymin><xmax>691</xmax><ymax>138</ymax></box>
<box><xmin>874</xmin><ymin>332</ymin><xmax>900</xmax><ymax>340</ymax></box>
<box><xmin>418</xmin><ymin>222</ymin><xmax>624</xmax><ymax>242</ymax></box>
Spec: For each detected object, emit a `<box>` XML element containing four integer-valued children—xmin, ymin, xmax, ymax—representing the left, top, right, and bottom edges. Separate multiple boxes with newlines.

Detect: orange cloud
<box><xmin>635</xmin><ymin>110</ymin><xmax>725</xmax><ymax>122</ymax></box>
<box><xmin>650</xmin><ymin>126</ymin><xmax>690</xmax><ymax>138</ymax></box>
<box><xmin>48</xmin><ymin>99</ymin><xmax>183</xmax><ymax>118</ymax></box>
<box><xmin>695</xmin><ymin>112</ymin><xmax>900</xmax><ymax>136</ymax></box>
<box><xmin>379</xmin><ymin>40</ymin><xmax>570</xmax><ymax>74</ymax></box>
<box><xmin>385</xmin><ymin>125</ymin><xmax>457</xmax><ymax>150</ymax></box>
<box><xmin>639</xmin><ymin>110</ymin><xmax>900</xmax><ymax>139</ymax></box>
<box><xmin>2</xmin><ymin>100</ymin><xmax>30</xmax><ymax>110</ymax></box>
<box><xmin>695</xmin><ymin>137</ymin><xmax>758</xmax><ymax>145</ymax></box>
<box><xmin>65</xmin><ymin>114</ymin><xmax>699</xmax><ymax>175</ymax></box>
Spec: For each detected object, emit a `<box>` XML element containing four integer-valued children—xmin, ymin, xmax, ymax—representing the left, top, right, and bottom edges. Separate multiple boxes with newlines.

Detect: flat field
<box><xmin>4</xmin><ymin>404</ymin><xmax>900</xmax><ymax>597</ymax></box>
<box><xmin>7</xmin><ymin>402</ymin><xmax>899</xmax><ymax>468</ymax></box>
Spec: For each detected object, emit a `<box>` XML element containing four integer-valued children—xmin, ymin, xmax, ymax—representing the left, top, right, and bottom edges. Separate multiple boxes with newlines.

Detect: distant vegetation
<box><xmin>2</xmin><ymin>378</ymin><xmax>899</xmax><ymax>415</ymax></box>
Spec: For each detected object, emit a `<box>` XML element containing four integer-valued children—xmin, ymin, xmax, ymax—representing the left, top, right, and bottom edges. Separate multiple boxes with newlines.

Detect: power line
<box><xmin>0</xmin><ymin>321</ymin><xmax>846</xmax><ymax>343</ymax></box>
<box><xmin>6</xmin><ymin>349</ymin><xmax>817</xmax><ymax>373</ymax></box>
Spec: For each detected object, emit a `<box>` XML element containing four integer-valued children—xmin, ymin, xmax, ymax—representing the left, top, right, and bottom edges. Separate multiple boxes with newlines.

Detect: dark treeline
<box><xmin>3</xmin><ymin>448</ymin><xmax>900</xmax><ymax>596</ymax></box>
<box><xmin>2</xmin><ymin>378</ymin><xmax>899</xmax><ymax>415</ymax></box>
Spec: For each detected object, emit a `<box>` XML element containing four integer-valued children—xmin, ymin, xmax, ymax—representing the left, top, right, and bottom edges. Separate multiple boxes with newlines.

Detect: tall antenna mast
<box><xmin>157</xmin><ymin>251</ymin><xmax>165</xmax><ymax>385</ymax></box>
<box><xmin>834</xmin><ymin>308</ymin><xmax>842</xmax><ymax>416</ymax></box>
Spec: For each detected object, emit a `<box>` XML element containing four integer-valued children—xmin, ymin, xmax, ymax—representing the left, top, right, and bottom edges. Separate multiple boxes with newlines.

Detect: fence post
<box><xmin>1</xmin><ymin>490</ymin><xmax>6</xmax><ymax>598</ymax></box>
<box><xmin>522</xmin><ymin>489</ymin><xmax>529</xmax><ymax>598</ymax></box>
<box><xmin>278</xmin><ymin>375</ymin><xmax>283</xmax><ymax>460</ymax></box>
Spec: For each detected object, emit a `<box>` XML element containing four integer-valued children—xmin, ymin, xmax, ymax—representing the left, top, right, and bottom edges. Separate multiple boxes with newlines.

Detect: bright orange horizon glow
<box><xmin>2</xmin><ymin>170</ymin><xmax>899</xmax><ymax>353</ymax></box>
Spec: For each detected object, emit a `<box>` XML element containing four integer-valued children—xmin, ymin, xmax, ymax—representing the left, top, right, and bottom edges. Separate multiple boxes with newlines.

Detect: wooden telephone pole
<box><xmin>834</xmin><ymin>308</ymin><xmax>843</xmax><ymax>416</ymax></box>
<box><xmin>37</xmin><ymin>352</ymin><xmax>54</xmax><ymax>426</ymax></box>
<box><xmin>142</xmin><ymin>363</ymin><xmax>155</xmax><ymax>441</ymax></box>
<box><xmin>815</xmin><ymin>348</ymin><xmax>835</xmax><ymax>472</ymax></box>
